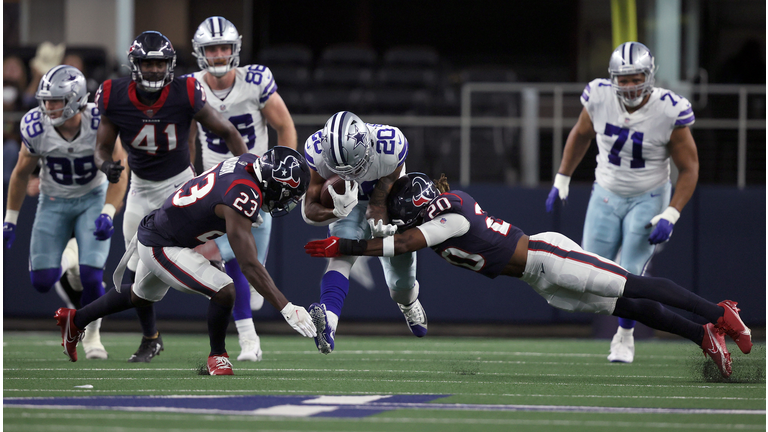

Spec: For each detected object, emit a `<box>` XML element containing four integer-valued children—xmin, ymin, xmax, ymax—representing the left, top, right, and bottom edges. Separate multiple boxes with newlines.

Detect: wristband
<box><xmin>4</xmin><ymin>209</ymin><xmax>19</xmax><ymax>225</ymax></box>
<box><xmin>658</xmin><ymin>206</ymin><xmax>681</xmax><ymax>224</ymax></box>
<box><xmin>101</xmin><ymin>204</ymin><xmax>116</xmax><ymax>218</ymax></box>
<box><xmin>338</xmin><ymin>239</ymin><xmax>367</xmax><ymax>256</ymax></box>
<box><xmin>383</xmin><ymin>236</ymin><xmax>395</xmax><ymax>257</ymax></box>
<box><xmin>554</xmin><ymin>173</ymin><xmax>571</xmax><ymax>190</ymax></box>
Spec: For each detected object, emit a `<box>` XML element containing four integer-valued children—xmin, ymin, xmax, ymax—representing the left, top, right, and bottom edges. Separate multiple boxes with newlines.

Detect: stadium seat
<box><xmin>257</xmin><ymin>44</ymin><xmax>313</xmax><ymax>67</ymax></box>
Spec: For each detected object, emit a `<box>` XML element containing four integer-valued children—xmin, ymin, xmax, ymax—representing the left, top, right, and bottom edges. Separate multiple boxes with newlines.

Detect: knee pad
<box><xmin>30</xmin><ymin>268</ymin><xmax>61</xmax><ymax>293</ymax></box>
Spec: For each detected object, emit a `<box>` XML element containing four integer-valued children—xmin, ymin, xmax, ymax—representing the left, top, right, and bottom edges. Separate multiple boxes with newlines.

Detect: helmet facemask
<box><xmin>192</xmin><ymin>16</ymin><xmax>242</xmax><ymax>78</ymax></box>
<box><xmin>131</xmin><ymin>58</ymin><xmax>175</xmax><ymax>92</ymax></box>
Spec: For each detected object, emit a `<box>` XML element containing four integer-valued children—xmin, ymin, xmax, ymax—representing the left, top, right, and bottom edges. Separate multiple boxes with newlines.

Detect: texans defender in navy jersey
<box><xmin>92</xmin><ymin>31</ymin><xmax>248</xmax><ymax>363</ymax></box>
<box><xmin>306</xmin><ymin>173</ymin><xmax>752</xmax><ymax>378</ymax></box>
<box><xmin>56</xmin><ymin>147</ymin><xmax>316</xmax><ymax>374</ymax></box>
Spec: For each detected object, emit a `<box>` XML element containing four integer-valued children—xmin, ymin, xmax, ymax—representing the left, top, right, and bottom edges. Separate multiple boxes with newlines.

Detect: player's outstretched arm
<box><xmin>261</xmin><ymin>93</ymin><xmax>297</xmax><ymax>150</ymax></box>
<box><xmin>194</xmin><ymin>103</ymin><xmax>247</xmax><ymax>156</ymax></box>
<box><xmin>305</xmin><ymin>227</ymin><xmax>428</xmax><ymax>258</ymax></box>
<box><xmin>4</xmin><ymin>146</ymin><xmax>40</xmax><ymax>248</ymax></box>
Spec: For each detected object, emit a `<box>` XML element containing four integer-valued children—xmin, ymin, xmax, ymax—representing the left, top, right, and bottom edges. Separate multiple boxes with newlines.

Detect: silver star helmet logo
<box><xmin>346</xmin><ymin>123</ymin><xmax>368</xmax><ymax>150</ymax></box>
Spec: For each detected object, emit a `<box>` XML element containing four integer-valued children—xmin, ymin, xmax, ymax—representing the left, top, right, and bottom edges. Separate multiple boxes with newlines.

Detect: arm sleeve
<box><xmin>416</xmin><ymin>213</ymin><xmax>471</xmax><ymax>247</ymax></box>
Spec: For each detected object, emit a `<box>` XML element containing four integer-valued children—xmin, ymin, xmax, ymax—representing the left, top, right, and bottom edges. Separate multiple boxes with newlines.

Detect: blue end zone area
<box><xmin>4</xmin><ymin>395</ymin><xmax>764</xmax><ymax>417</ymax></box>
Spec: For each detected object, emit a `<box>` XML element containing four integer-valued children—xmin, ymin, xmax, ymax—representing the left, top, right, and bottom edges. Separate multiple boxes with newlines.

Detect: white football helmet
<box><xmin>320</xmin><ymin>111</ymin><xmax>375</xmax><ymax>182</ymax></box>
<box><xmin>608</xmin><ymin>42</ymin><xmax>657</xmax><ymax>108</ymax></box>
<box><xmin>35</xmin><ymin>65</ymin><xmax>89</xmax><ymax>126</ymax></box>
<box><xmin>192</xmin><ymin>16</ymin><xmax>242</xmax><ymax>77</ymax></box>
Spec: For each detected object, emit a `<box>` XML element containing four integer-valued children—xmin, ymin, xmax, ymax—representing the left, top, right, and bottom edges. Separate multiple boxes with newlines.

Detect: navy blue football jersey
<box><xmin>138</xmin><ymin>153</ymin><xmax>262</xmax><ymax>248</ymax></box>
<box><xmin>95</xmin><ymin>76</ymin><xmax>206</xmax><ymax>181</ymax></box>
<box><xmin>422</xmin><ymin>191</ymin><xmax>525</xmax><ymax>278</ymax></box>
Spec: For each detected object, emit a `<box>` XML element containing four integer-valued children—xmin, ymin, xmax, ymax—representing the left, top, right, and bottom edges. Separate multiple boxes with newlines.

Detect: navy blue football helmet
<box><xmin>128</xmin><ymin>31</ymin><xmax>177</xmax><ymax>92</ymax></box>
<box><xmin>387</xmin><ymin>173</ymin><xmax>440</xmax><ymax>232</ymax></box>
<box><xmin>255</xmin><ymin>146</ymin><xmax>311</xmax><ymax>217</ymax></box>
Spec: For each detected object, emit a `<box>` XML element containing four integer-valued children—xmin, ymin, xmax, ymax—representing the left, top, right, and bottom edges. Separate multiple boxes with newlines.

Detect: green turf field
<box><xmin>3</xmin><ymin>331</ymin><xmax>765</xmax><ymax>431</ymax></box>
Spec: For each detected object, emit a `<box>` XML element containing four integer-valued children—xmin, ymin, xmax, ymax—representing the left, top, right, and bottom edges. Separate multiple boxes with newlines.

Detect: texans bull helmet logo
<box><xmin>411</xmin><ymin>175</ymin><xmax>438</xmax><ymax>207</ymax></box>
<box><xmin>272</xmin><ymin>155</ymin><xmax>302</xmax><ymax>189</ymax></box>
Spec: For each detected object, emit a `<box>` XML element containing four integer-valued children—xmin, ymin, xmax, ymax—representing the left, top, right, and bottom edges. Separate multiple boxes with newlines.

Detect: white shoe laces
<box><xmin>215</xmin><ymin>356</ymin><xmax>233</xmax><ymax>369</ymax></box>
<box><xmin>401</xmin><ymin>301</ymin><xmax>426</xmax><ymax>324</ymax></box>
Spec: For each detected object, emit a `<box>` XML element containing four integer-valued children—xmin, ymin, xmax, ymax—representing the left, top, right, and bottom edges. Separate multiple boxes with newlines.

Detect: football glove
<box><xmin>646</xmin><ymin>206</ymin><xmax>680</xmax><ymax>244</ymax></box>
<box><xmin>329</xmin><ymin>181</ymin><xmax>358</xmax><ymax>218</ymax></box>
<box><xmin>251</xmin><ymin>213</ymin><xmax>264</xmax><ymax>229</ymax></box>
<box><xmin>280</xmin><ymin>302</ymin><xmax>317</xmax><ymax>337</ymax></box>
<box><xmin>93</xmin><ymin>214</ymin><xmax>114</xmax><ymax>240</ymax></box>
<box><xmin>304</xmin><ymin>236</ymin><xmax>342</xmax><ymax>258</ymax></box>
<box><xmin>368</xmin><ymin>218</ymin><xmax>397</xmax><ymax>237</ymax></box>
<box><xmin>545</xmin><ymin>173</ymin><xmax>571</xmax><ymax>212</ymax></box>
<box><xmin>100</xmin><ymin>160</ymin><xmax>124</xmax><ymax>183</ymax></box>
<box><xmin>3</xmin><ymin>222</ymin><xmax>16</xmax><ymax>249</ymax></box>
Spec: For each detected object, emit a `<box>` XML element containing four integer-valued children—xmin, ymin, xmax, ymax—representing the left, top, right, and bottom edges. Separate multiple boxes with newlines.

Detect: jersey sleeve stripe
<box><xmin>21</xmin><ymin>136</ymin><xmax>35</xmax><ymax>153</ymax></box>
<box><xmin>101</xmin><ymin>80</ymin><xmax>112</xmax><ymax>110</ymax></box>
<box><xmin>397</xmin><ymin>138</ymin><xmax>408</xmax><ymax>165</ymax></box>
<box><xmin>259</xmin><ymin>78</ymin><xmax>277</xmax><ymax>103</ymax></box>
<box><xmin>581</xmin><ymin>83</ymin><xmax>591</xmax><ymax>102</ymax></box>
<box><xmin>304</xmin><ymin>150</ymin><xmax>316</xmax><ymax>169</ymax></box>
<box><xmin>675</xmin><ymin>107</ymin><xmax>695</xmax><ymax>126</ymax></box>
<box><xmin>224</xmin><ymin>178</ymin><xmax>261</xmax><ymax>196</ymax></box>
<box><xmin>186</xmin><ymin>77</ymin><xmax>197</xmax><ymax>108</ymax></box>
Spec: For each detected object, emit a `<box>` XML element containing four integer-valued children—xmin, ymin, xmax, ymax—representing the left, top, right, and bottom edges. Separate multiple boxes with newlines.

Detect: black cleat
<box><xmin>128</xmin><ymin>333</ymin><xmax>164</xmax><ymax>363</ymax></box>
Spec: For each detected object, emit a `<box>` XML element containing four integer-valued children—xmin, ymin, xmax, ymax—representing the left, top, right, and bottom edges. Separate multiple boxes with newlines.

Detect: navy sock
<box><xmin>208</xmin><ymin>299</ymin><xmax>232</xmax><ymax>355</ymax></box>
<box><xmin>623</xmin><ymin>274</ymin><xmax>724</xmax><ymax>323</ymax></box>
<box><xmin>614</xmin><ymin>297</ymin><xmax>705</xmax><ymax>345</ymax></box>
<box><xmin>320</xmin><ymin>270</ymin><xmax>349</xmax><ymax>317</ymax></box>
<box><xmin>74</xmin><ymin>287</ymin><xmax>134</xmax><ymax>329</ymax></box>
<box><xmin>618</xmin><ymin>318</ymin><xmax>636</xmax><ymax>329</ymax></box>
<box><xmin>225</xmin><ymin>259</ymin><xmax>252</xmax><ymax>321</ymax></box>
<box><xmin>79</xmin><ymin>265</ymin><xmax>105</xmax><ymax>306</ymax></box>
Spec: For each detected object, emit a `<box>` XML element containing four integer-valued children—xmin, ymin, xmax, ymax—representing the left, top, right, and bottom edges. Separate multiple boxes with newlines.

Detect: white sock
<box><xmin>83</xmin><ymin>318</ymin><xmax>102</xmax><ymax>345</ymax></box>
<box><xmin>327</xmin><ymin>310</ymin><xmax>339</xmax><ymax>331</ymax></box>
<box><xmin>235</xmin><ymin>319</ymin><xmax>259</xmax><ymax>341</ymax></box>
<box><xmin>617</xmin><ymin>327</ymin><xmax>634</xmax><ymax>337</ymax></box>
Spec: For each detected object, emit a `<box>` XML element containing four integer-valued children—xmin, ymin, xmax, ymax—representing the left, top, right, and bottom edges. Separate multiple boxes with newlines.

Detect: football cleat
<box><xmin>399</xmin><ymin>299</ymin><xmax>428</xmax><ymax>337</ymax></box>
<box><xmin>308</xmin><ymin>303</ymin><xmax>335</xmax><ymax>354</ymax></box>
<box><xmin>237</xmin><ymin>337</ymin><xmax>263</xmax><ymax>362</ymax></box>
<box><xmin>607</xmin><ymin>331</ymin><xmax>635</xmax><ymax>363</ymax></box>
<box><xmin>54</xmin><ymin>308</ymin><xmax>84</xmax><ymax>362</ymax></box>
<box><xmin>208</xmin><ymin>353</ymin><xmax>234</xmax><ymax>375</ymax></box>
<box><xmin>128</xmin><ymin>333</ymin><xmax>164</xmax><ymax>363</ymax></box>
<box><xmin>701</xmin><ymin>323</ymin><xmax>732</xmax><ymax>378</ymax></box>
<box><xmin>716</xmin><ymin>300</ymin><xmax>752</xmax><ymax>354</ymax></box>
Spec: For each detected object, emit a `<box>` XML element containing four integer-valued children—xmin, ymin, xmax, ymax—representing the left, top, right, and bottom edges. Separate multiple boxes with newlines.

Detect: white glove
<box><xmin>553</xmin><ymin>173</ymin><xmax>570</xmax><ymax>200</ymax></box>
<box><xmin>330</xmin><ymin>181</ymin><xmax>359</xmax><ymax>218</ymax></box>
<box><xmin>368</xmin><ymin>218</ymin><xmax>397</xmax><ymax>237</ymax></box>
<box><xmin>251</xmin><ymin>213</ymin><xmax>264</xmax><ymax>229</ymax></box>
<box><xmin>280</xmin><ymin>302</ymin><xmax>317</xmax><ymax>337</ymax></box>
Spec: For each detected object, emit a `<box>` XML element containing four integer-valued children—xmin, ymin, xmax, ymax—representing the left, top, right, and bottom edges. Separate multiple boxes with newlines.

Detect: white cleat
<box><xmin>607</xmin><ymin>330</ymin><xmax>634</xmax><ymax>363</ymax></box>
<box><xmin>237</xmin><ymin>337</ymin><xmax>262</xmax><ymax>362</ymax></box>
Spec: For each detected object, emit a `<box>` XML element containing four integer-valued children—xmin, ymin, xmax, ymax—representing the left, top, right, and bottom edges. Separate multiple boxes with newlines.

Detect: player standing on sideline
<box><xmin>302</xmin><ymin>111</ymin><xmax>426</xmax><ymax>354</ymax></box>
<box><xmin>55</xmin><ymin>148</ymin><xmax>317</xmax><ymax>374</ymax></box>
<box><xmin>94</xmin><ymin>31</ymin><xmax>247</xmax><ymax>363</ymax></box>
<box><xmin>188</xmin><ymin>16</ymin><xmax>298</xmax><ymax>362</ymax></box>
<box><xmin>3</xmin><ymin>65</ymin><xmax>128</xmax><ymax>359</ymax></box>
<box><xmin>305</xmin><ymin>173</ymin><xmax>751</xmax><ymax>378</ymax></box>
<box><xmin>545</xmin><ymin>42</ymin><xmax>699</xmax><ymax>363</ymax></box>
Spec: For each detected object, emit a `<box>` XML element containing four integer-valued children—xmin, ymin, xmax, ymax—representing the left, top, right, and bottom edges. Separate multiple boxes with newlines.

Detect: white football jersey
<box><xmin>303</xmin><ymin>123</ymin><xmax>408</xmax><ymax>198</ymax></box>
<box><xmin>19</xmin><ymin>103</ymin><xmax>106</xmax><ymax>198</ymax></box>
<box><xmin>581</xmin><ymin>78</ymin><xmax>695</xmax><ymax>196</ymax></box>
<box><xmin>192</xmin><ymin>65</ymin><xmax>278</xmax><ymax>170</ymax></box>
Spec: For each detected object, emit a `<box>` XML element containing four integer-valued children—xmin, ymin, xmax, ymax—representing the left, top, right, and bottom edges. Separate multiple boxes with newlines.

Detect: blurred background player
<box><xmin>545</xmin><ymin>42</ymin><xmax>699</xmax><ymax>363</ymax></box>
<box><xmin>306</xmin><ymin>173</ymin><xmax>750</xmax><ymax>378</ymax></box>
<box><xmin>3</xmin><ymin>65</ymin><xmax>128</xmax><ymax>359</ymax></box>
<box><xmin>301</xmin><ymin>111</ymin><xmax>426</xmax><ymax>354</ymax></box>
<box><xmin>188</xmin><ymin>16</ymin><xmax>298</xmax><ymax>362</ymax></box>
<box><xmin>55</xmin><ymin>147</ymin><xmax>317</xmax><ymax>374</ymax></box>
<box><xmin>94</xmin><ymin>30</ymin><xmax>247</xmax><ymax>363</ymax></box>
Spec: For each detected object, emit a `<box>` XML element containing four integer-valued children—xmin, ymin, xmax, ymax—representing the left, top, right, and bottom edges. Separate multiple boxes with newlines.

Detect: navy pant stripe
<box><xmin>152</xmin><ymin>247</ymin><xmax>217</xmax><ymax>296</ymax></box>
<box><xmin>528</xmin><ymin>240</ymin><xmax>628</xmax><ymax>278</ymax></box>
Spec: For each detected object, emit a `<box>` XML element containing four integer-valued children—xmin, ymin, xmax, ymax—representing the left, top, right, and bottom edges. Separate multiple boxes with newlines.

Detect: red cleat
<box><xmin>54</xmin><ymin>308</ymin><xmax>84</xmax><ymax>362</ymax></box>
<box><xmin>207</xmin><ymin>353</ymin><xmax>234</xmax><ymax>375</ymax></box>
<box><xmin>701</xmin><ymin>323</ymin><xmax>732</xmax><ymax>378</ymax></box>
<box><xmin>716</xmin><ymin>300</ymin><xmax>752</xmax><ymax>354</ymax></box>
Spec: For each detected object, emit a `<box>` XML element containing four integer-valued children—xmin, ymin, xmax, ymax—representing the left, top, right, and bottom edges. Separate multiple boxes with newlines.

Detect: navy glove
<box><xmin>3</xmin><ymin>222</ymin><xmax>16</xmax><ymax>249</ymax></box>
<box><xmin>646</xmin><ymin>207</ymin><xmax>680</xmax><ymax>244</ymax></box>
<box><xmin>545</xmin><ymin>174</ymin><xmax>570</xmax><ymax>212</ymax></box>
<box><xmin>93</xmin><ymin>214</ymin><xmax>114</xmax><ymax>240</ymax></box>
<box><xmin>100</xmin><ymin>160</ymin><xmax>124</xmax><ymax>183</ymax></box>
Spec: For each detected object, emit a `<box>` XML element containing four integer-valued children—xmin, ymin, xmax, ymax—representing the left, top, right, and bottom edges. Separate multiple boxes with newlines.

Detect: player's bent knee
<box><xmin>30</xmin><ymin>268</ymin><xmax>61</xmax><ymax>293</ymax></box>
<box><xmin>130</xmin><ymin>290</ymin><xmax>154</xmax><ymax>308</ymax></box>
<box><xmin>211</xmin><ymin>284</ymin><xmax>235</xmax><ymax>308</ymax></box>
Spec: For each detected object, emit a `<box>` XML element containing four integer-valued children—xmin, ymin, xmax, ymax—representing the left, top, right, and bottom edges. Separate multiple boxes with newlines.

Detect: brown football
<box><xmin>319</xmin><ymin>174</ymin><xmax>346</xmax><ymax>208</ymax></box>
